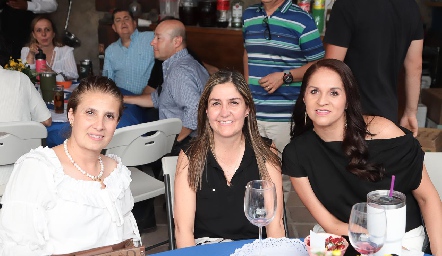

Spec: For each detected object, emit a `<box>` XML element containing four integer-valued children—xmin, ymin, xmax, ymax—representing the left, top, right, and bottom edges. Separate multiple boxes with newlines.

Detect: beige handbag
<box><xmin>53</xmin><ymin>239</ymin><xmax>145</xmax><ymax>256</ymax></box>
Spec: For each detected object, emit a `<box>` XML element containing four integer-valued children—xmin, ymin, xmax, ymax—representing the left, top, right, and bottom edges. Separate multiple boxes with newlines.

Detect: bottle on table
<box><xmin>35</xmin><ymin>48</ymin><xmax>46</xmax><ymax>74</ymax></box>
<box><xmin>230</xmin><ymin>0</ymin><xmax>244</xmax><ymax>28</ymax></box>
<box><xmin>216</xmin><ymin>0</ymin><xmax>230</xmax><ymax>27</ymax></box>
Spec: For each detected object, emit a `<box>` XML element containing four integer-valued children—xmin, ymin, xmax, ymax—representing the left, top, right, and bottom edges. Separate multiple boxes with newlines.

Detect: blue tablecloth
<box><xmin>149</xmin><ymin>239</ymin><xmax>433</xmax><ymax>256</ymax></box>
<box><xmin>149</xmin><ymin>239</ymin><xmax>255</xmax><ymax>256</ymax></box>
<box><xmin>46</xmin><ymin>87</ymin><xmax>151</xmax><ymax>148</ymax></box>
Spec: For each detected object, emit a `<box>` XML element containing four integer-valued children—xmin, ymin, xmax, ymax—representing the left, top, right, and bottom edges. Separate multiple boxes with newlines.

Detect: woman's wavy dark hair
<box><xmin>290</xmin><ymin>59</ymin><xmax>385</xmax><ymax>182</ymax></box>
<box><xmin>185</xmin><ymin>70</ymin><xmax>281</xmax><ymax>191</ymax></box>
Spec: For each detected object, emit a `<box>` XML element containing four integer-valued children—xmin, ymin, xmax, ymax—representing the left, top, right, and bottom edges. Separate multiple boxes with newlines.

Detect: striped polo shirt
<box><xmin>243</xmin><ymin>0</ymin><xmax>324</xmax><ymax>122</ymax></box>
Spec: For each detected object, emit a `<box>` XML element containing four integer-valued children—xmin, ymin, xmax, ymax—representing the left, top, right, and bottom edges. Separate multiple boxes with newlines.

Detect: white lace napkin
<box><xmin>230</xmin><ymin>238</ymin><xmax>308</xmax><ymax>256</ymax></box>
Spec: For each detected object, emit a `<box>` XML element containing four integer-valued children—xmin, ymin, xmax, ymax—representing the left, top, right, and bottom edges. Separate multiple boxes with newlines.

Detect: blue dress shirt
<box><xmin>103</xmin><ymin>30</ymin><xmax>155</xmax><ymax>94</ymax></box>
<box><xmin>151</xmin><ymin>49</ymin><xmax>209</xmax><ymax>137</ymax></box>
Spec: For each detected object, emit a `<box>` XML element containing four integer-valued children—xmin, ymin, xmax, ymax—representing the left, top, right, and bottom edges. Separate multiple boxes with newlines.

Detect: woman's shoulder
<box><xmin>16</xmin><ymin>146</ymin><xmax>60</xmax><ymax>170</ymax></box>
<box><xmin>55</xmin><ymin>45</ymin><xmax>74</xmax><ymax>53</ymax></box>
<box><xmin>6</xmin><ymin>147</ymin><xmax>60</xmax><ymax>193</ymax></box>
<box><xmin>283</xmin><ymin>129</ymin><xmax>315</xmax><ymax>154</ymax></box>
<box><xmin>365</xmin><ymin>116</ymin><xmax>405</xmax><ymax>140</ymax></box>
<box><xmin>103</xmin><ymin>153</ymin><xmax>132</xmax><ymax>181</ymax></box>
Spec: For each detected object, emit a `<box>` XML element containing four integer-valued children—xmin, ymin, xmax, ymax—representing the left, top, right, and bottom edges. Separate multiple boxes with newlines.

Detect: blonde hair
<box><xmin>28</xmin><ymin>15</ymin><xmax>63</xmax><ymax>47</ymax></box>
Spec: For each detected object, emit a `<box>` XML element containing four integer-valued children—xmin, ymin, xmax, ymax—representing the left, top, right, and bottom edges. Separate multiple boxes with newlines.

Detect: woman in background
<box><xmin>282</xmin><ymin>59</ymin><xmax>442</xmax><ymax>255</ymax></box>
<box><xmin>174</xmin><ymin>70</ymin><xmax>285</xmax><ymax>248</ymax></box>
<box><xmin>0</xmin><ymin>76</ymin><xmax>140</xmax><ymax>255</ymax></box>
<box><xmin>21</xmin><ymin>15</ymin><xmax>78</xmax><ymax>81</ymax></box>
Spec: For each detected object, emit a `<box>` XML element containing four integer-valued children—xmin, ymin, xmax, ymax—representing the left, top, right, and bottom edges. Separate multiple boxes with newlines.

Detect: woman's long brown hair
<box><xmin>185</xmin><ymin>70</ymin><xmax>281</xmax><ymax>191</ymax></box>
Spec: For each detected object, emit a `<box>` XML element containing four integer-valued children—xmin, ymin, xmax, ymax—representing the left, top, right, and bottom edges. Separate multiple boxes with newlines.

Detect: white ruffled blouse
<box><xmin>0</xmin><ymin>147</ymin><xmax>141</xmax><ymax>256</ymax></box>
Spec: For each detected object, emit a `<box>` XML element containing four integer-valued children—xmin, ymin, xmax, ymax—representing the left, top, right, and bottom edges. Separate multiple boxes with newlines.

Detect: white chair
<box><xmin>105</xmin><ymin>118</ymin><xmax>181</xmax><ymax>203</ymax></box>
<box><xmin>424</xmin><ymin>152</ymin><xmax>442</xmax><ymax>201</ymax></box>
<box><xmin>0</xmin><ymin>121</ymin><xmax>47</xmax><ymax>196</ymax></box>
<box><xmin>105</xmin><ymin>118</ymin><xmax>181</xmax><ymax>250</ymax></box>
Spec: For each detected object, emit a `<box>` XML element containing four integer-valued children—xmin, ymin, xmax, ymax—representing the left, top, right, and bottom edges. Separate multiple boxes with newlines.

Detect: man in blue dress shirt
<box><xmin>124</xmin><ymin>19</ymin><xmax>209</xmax><ymax>155</ymax></box>
<box><xmin>103</xmin><ymin>9</ymin><xmax>155</xmax><ymax>95</ymax></box>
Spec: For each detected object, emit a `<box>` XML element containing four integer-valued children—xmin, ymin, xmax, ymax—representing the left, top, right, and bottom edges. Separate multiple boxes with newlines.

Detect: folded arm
<box><xmin>123</xmin><ymin>93</ymin><xmax>153</xmax><ymax>108</ymax></box>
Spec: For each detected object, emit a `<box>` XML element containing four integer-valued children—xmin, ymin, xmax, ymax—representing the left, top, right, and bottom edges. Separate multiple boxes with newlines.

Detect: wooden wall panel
<box><xmin>98</xmin><ymin>24</ymin><xmax>244</xmax><ymax>74</ymax></box>
<box><xmin>185</xmin><ymin>26</ymin><xmax>244</xmax><ymax>74</ymax></box>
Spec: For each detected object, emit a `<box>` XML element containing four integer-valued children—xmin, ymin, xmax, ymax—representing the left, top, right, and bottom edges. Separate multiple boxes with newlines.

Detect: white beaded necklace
<box><xmin>63</xmin><ymin>139</ymin><xmax>104</xmax><ymax>183</ymax></box>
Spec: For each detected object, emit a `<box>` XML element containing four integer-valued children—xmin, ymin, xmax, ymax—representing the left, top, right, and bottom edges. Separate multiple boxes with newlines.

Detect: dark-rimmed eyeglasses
<box><xmin>262</xmin><ymin>16</ymin><xmax>271</xmax><ymax>40</ymax></box>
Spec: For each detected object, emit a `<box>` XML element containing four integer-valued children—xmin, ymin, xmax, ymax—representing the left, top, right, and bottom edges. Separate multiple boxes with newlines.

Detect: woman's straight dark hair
<box><xmin>290</xmin><ymin>59</ymin><xmax>385</xmax><ymax>182</ymax></box>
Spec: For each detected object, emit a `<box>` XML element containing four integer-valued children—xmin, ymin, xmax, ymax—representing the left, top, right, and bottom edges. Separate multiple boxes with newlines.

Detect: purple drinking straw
<box><xmin>389</xmin><ymin>175</ymin><xmax>396</xmax><ymax>197</ymax></box>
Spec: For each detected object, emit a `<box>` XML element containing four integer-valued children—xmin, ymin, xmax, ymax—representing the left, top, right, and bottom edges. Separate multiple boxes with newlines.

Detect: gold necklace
<box><xmin>211</xmin><ymin>139</ymin><xmax>245</xmax><ymax>186</ymax></box>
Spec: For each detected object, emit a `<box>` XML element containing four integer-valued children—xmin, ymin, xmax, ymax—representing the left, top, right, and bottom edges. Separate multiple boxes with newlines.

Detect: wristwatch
<box><xmin>283</xmin><ymin>70</ymin><xmax>293</xmax><ymax>84</ymax></box>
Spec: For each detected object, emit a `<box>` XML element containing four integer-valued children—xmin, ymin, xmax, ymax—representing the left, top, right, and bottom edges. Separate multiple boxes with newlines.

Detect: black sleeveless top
<box><xmin>192</xmin><ymin>138</ymin><xmax>271</xmax><ymax>240</ymax></box>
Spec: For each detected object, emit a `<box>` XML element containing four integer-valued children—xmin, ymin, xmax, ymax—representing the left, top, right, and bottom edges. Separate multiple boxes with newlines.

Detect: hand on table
<box><xmin>259</xmin><ymin>72</ymin><xmax>284</xmax><ymax>94</ymax></box>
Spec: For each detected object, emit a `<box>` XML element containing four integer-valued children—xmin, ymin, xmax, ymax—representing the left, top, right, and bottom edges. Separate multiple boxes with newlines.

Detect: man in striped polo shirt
<box><xmin>243</xmin><ymin>0</ymin><xmax>324</xmax><ymax>200</ymax></box>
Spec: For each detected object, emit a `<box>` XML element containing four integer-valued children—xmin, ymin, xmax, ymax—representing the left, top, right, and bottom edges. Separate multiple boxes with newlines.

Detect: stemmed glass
<box><xmin>348</xmin><ymin>202</ymin><xmax>387</xmax><ymax>256</ymax></box>
<box><xmin>244</xmin><ymin>180</ymin><xmax>277</xmax><ymax>255</ymax></box>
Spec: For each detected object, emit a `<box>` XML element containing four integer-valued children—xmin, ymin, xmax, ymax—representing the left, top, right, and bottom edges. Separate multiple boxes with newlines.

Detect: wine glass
<box><xmin>349</xmin><ymin>202</ymin><xmax>387</xmax><ymax>256</ymax></box>
<box><xmin>244</xmin><ymin>180</ymin><xmax>277</xmax><ymax>254</ymax></box>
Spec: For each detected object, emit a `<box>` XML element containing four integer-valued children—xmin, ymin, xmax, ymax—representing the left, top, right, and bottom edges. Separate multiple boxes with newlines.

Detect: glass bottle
<box><xmin>179</xmin><ymin>0</ymin><xmax>199</xmax><ymax>26</ymax></box>
<box><xmin>298</xmin><ymin>0</ymin><xmax>311</xmax><ymax>13</ymax></box>
<box><xmin>198</xmin><ymin>0</ymin><xmax>217</xmax><ymax>27</ymax></box>
<box><xmin>312</xmin><ymin>0</ymin><xmax>325</xmax><ymax>34</ymax></box>
<box><xmin>129</xmin><ymin>0</ymin><xmax>142</xmax><ymax>19</ymax></box>
<box><xmin>216</xmin><ymin>0</ymin><xmax>230</xmax><ymax>28</ymax></box>
<box><xmin>230</xmin><ymin>0</ymin><xmax>244</xmax><ymax>28</ymax></box>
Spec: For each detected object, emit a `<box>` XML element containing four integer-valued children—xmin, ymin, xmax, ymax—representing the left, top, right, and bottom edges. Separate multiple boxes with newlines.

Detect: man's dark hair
<box><xmin>112</xmin><ymin>8</ymin><xmax>135</xmax><ymax>22</ymax></box>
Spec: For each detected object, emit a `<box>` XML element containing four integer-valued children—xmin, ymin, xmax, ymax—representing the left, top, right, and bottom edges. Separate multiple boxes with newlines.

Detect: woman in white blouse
<box><xmin>0</xmin><ymin>76</ymin><xmax>141</xmax><ymax>255</ymax></box>
<box><xmin>21</xmin><ymin>15</ymin><xmax>78</xmax><ymax>81</ymax></box>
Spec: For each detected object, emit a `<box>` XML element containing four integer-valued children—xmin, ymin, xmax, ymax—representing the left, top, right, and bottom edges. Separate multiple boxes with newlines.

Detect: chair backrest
<box><xmin>162</xmin><ymin>156</ymin><xmax>179</xmax><ymax>250</ymax></box>
<box><xmin>424</xmin><ymin>152</ymin><xmax>442</xmax><ymax>201</ymax></box>
<box><xmin>105</xmin><ymin>118</ymin><xmax>182</xmax><ymax>166</ymax></box>
<box><xmin>0</xmin><ymin>121</ymin><xmax>47</xmax><ymax>166</ymax></box>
